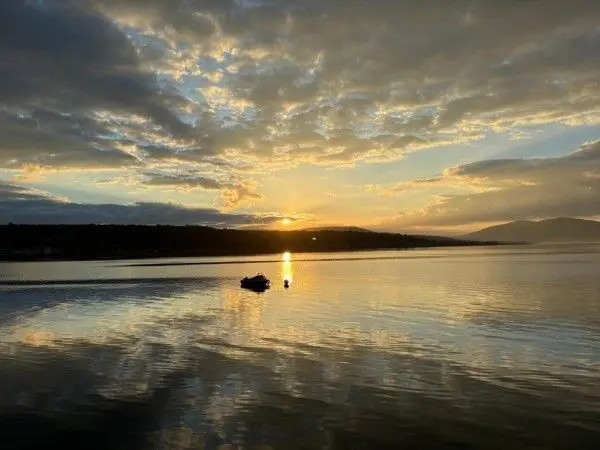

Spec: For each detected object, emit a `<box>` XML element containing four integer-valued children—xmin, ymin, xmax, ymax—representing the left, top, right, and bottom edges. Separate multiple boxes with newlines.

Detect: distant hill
<box><xmin>0</xmin><ymin>224</ymin><xmax>496</xmax><ymax>261</ymax></box>
<box><xmin>466</xmin><ymin>217</ymin><xmax>600</xmax><ymax>243</ymax></box>
<box><xmin>301</xmin><ymin>226</ymin><xmax>373</xmax><ymax>233</ymax></box>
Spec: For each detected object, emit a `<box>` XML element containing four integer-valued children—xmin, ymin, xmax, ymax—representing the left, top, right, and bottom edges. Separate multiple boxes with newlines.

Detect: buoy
<box><xmin>284</xmin><ymin>279</ymin><xmax>290</xmax><ymax>288</ymax></box>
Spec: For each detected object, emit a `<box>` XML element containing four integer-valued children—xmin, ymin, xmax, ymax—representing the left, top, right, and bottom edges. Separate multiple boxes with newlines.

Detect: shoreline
<box><xmin>0</xmin><ymin>242</ymin><xmax>510</xmax><ymax>264</ymax></box>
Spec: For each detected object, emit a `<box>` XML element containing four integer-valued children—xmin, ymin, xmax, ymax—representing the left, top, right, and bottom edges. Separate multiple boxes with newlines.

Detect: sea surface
<box><xmin>1</xmin><ymin>244</ymin><xmax>599</xmax><ymax>449</ymax></box>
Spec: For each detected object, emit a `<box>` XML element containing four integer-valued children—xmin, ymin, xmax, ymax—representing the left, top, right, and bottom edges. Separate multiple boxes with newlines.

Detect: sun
<box><xmin>281</xmin><ymin>218</ymin><xmax>291</xmax><ymax>225</ymax></box>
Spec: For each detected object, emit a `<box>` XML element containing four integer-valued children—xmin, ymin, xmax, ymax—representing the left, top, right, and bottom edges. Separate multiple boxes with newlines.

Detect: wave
<box><xmin>0</xmin><ymin>276</ymin><xmax>219</xmax><ymax>286</ymax></box>
<box><xmin>113</xmin><ymin>254</ymin><xmax>448</xmax><ymax>267</ymax></box>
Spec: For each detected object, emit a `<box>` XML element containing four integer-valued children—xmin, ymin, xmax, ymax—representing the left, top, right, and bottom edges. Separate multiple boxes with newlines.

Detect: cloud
<box><xmin>2</xmin><ymin>0</ymin><xmax>600</xmax><ymax>223</ymax></box>
<box><xmin>0</xmin><ymin>0</ymin><xmax>201</xmax><ymax>178</ymax></box>
<box><xmin>141</xmin><ymin>173</ymin><xmax>224</xmax><ymax>191</ymax></box>
<box><xmin>385</xmin><ymin>140</ymin><xmax>600</xmax><ymax>227</ymax></box>
<box><xmin>0</xmin><ymin>2</ymin><xmax>192</xmax><ymax>133</ymax></box>
<box><xmin>0</xmin><ymin>109</ymin><xmax>141</xmax><ymax>170</ymax></box>
<box><xmin>166</xmin><ymin>0</ymin><xmax>600</xmax><ymax>165</ymax></box>
<box><xmin>0</xmin><ymin>182</ymin><xmax>68</xmax><ymax>203</ymax></box>
<box><xmin>0</xmin><ymin>181</ymin><xmax>274</xmax><ymax>226</ymax></box>
<box><xmin>8</xmin><ymin>1</ymin><xmax>598</xmax><ymax>172</ymax></box>
<box><xmin>139</xmin><ymin>172</ymin><xmax>263</xmax><ymax>208</ymax></box>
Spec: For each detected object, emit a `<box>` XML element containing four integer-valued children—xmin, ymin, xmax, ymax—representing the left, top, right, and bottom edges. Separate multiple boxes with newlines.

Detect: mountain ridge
<box><xmin>466</xmin><ymin>217</ymin><xmax>600</xmax><ymax>243</ymax></box>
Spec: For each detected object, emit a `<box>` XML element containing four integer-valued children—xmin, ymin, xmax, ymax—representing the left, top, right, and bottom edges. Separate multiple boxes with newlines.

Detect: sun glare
<box><xmin>281</xmin><ymin>218</ymin><xmax>291</xmax><ymax>225</ymax></box>
<box><xmin>282</xmin><ymin>251</ymin><xmax>292</xmax><ymax>262</ymax></box>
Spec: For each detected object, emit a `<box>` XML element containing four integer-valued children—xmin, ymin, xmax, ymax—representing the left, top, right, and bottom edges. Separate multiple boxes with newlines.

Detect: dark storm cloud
<box><xmin>0</xmin><ymin>181</ymin><xmax>272</xmax><ymax>226</ymax></box>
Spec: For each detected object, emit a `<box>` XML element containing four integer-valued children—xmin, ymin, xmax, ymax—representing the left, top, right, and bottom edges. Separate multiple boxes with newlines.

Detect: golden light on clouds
<box><xmin>2</xmin><ymin>1</ymin><xmax>600</xmax><ymax>231</ymax></box>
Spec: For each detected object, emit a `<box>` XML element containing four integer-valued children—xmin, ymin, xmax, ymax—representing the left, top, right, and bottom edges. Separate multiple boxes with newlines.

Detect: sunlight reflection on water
<box><xmin>282</xmin><ymin>251</ymin><xmax>293</xmax><ymax>285</ymax></box>
<box><xmin>0</xmin><ymin>245</ymin><xmax>600</xmax><ymax>448</ymax></box>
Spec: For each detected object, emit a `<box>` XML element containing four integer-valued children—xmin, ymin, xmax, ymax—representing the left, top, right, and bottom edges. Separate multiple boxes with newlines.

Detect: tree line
<box><xmin>0</xmin><ymin>224</ymin><xmax>494</xmax><ymax>261</ymax></box>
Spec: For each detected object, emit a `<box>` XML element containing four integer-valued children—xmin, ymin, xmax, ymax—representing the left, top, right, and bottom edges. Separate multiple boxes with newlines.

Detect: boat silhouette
<box><xmin>240</xmin><ymin>273</ymin><xmax>270</xmax><ymax>292</ymax></box>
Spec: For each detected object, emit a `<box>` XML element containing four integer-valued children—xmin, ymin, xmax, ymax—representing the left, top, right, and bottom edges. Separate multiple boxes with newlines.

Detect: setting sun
<box><xmin>281</xmin><ymin>218</ymin><xmax>291</xmax><ymax>226</ymax></box>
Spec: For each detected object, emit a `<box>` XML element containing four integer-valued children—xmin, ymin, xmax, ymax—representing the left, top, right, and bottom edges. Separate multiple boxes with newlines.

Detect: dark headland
<box><xmin>0</xmin><ymin>224</ymin><xmax>499</xmax><ymax>262</ymax></box>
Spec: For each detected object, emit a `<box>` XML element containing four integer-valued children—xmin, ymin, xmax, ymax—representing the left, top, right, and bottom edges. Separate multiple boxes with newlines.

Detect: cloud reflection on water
<box><xmin>0</xmin><ymin>248</ymin><xmax>600</xmax><ymax>448</ymax></box>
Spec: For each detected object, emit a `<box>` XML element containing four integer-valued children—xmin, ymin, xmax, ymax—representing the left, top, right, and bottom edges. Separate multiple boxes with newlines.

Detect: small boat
<box><xmin>241</xmin><ymin>273</ymin><xmax>270</xmax><ymax>292</ymax></box>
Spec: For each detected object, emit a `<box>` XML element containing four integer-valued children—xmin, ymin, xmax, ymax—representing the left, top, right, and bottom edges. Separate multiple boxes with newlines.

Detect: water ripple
<box><xmin>0</xmin><ymin>246</ymin><xmax>599</xmax><ymax>448</ymax></box>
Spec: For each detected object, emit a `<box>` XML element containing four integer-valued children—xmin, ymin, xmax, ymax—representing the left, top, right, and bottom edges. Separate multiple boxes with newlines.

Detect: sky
<box><xmin>1</xmin><ymin>0</ymin><xmax>600</xmax><ymax>234</ymax></box>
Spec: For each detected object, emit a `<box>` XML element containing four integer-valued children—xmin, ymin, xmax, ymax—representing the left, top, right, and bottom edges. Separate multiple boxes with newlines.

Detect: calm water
<box><xmin>1</xmin><ymin>244</ymin><xmax>599</xmax><ymax>449</ymax></box>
